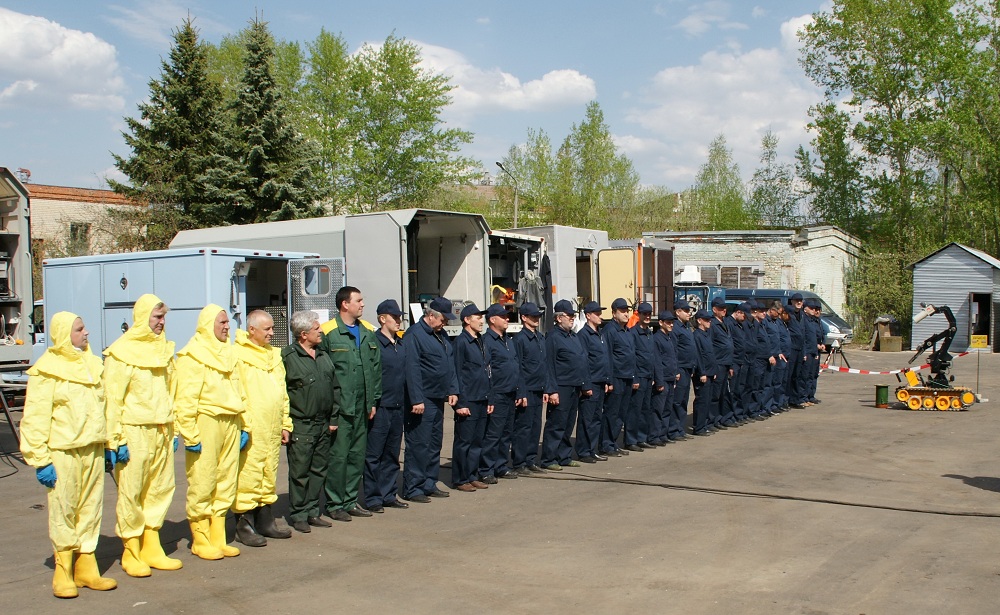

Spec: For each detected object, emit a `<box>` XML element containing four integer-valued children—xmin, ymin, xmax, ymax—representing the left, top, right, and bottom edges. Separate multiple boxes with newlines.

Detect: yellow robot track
<box><xmin>895</xmin><ymin>386</ymin><xmax>976</xmax><ymax>411</ymax></box>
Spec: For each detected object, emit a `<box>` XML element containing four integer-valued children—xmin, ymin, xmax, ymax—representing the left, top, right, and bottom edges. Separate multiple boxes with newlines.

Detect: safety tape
<box><xmin>820</xmin><ymin>351</ymin><xmax>971</xmax><ymax>375</ymax></box>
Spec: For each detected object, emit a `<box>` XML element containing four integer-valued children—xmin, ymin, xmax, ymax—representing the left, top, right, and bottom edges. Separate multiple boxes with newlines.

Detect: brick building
<box><xmin>642</xmin><ymin>226</ymin><xmax>862</xmax><ymax>318</ymax></box>
<box><xmin>27</xmin><ymin>183</ymin><xmax>135</xmax><ymax>256</ymax></box>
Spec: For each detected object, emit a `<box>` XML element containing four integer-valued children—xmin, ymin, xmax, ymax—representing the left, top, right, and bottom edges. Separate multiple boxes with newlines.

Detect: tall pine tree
<box><xmin>226</xmin><ymin>18</ymin><xmax>321</xmax><ymax>223</ymax></box>
<box><xmin>110</xmin><ymin>18</ymin><xmax>237</xmax><ymax>230</ymax></box>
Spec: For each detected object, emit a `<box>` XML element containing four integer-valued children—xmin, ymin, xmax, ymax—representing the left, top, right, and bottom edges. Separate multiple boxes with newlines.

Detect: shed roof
<box><xmin>908</xmin><ymin>242</ymin><xmax>1000</xmax><ymax>271</ymax></box>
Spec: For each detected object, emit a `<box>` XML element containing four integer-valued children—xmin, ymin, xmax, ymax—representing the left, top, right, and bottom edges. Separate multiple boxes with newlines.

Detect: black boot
<box><xmin>255</xmin><ymin>505</ymin><xmax>292</xmax><ymax>539</ymax></box>
<box><xmin>235</xmin><ymin>512</ymin><xmax>267</xmax><ymax>547</ymax></box>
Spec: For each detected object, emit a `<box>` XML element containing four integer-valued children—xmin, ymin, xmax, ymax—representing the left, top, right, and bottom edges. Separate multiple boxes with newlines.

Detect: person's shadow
<box><xmin>942</xmin><ymin>474</ymin><xmax>1000</xmax><ymax>494</ymax></box>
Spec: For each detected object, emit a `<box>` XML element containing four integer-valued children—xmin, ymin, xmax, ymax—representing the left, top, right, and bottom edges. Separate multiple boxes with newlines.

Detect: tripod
<box><xmin>825</xmin><ymin>340</ymin><xmax>850</xmax><ymax>368</ymax></box>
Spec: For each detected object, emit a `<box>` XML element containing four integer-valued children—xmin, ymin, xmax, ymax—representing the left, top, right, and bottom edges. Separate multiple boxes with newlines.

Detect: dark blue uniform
<box><xmin>577</xmin><ymin>322</ymin><xmax>611</xmax><ymax>459</ymax></box>
<box><xmin>785</xmin><ymin>305</ymin><xmax>806</xmax><ymax>405</ymax></box>
<box><xmin>710</xmin><ymin>314</ymin><xmax>736</xmax><ymax>427</ymax></box>
<box><xmin>763</xmin><ymin>316</ymin><xmax>783</xmax><ymax>412</ymax></box>
<box><xmin>402</xmin><ymin>318</ymin><xmax>459</xmax><ymax>498</ymax></box>
<box><xmin>671</xmin><ymin>321</ymin><xmax>697</xmax><ymax>438</ymax></box>
<box><xmin>748</xmin><ymin>317</ymin><xmax>773</xmax><ymax>418</ymax></box>
<box><xmin>692</xmin><ymin>326</ymin><xmax>719</xmax><ymax>434</ymax></box>
<box><xmin>625</xmin><ymin>323</ymin><xmax>655</xmax><ymax>447</ymax></box>
<box><xmin>513</xmin><ymin>326</ymin><xmax>549</xmax><ymax>470</ymax></box>
<box><xmin>651</xmin><ymin>329</ymin><xmax>678</xmax><ymax>443</ymax></box>
<box><xmin>600</xmin><ymin>320</ymin><xmax>636</xmax><ymax>454</ymax></box>
<box><xmin>364</xmin><ymin>330</ymin><xmax>407</xmax><ymax>508</ymax></box>
<box><xmin>452</xmin><ymin>329</ymin><xmax>491</xmax><ymax>487</ymax></box>
<box><xmin>775</xmin><ymin>316</ymin><xmax>792</xmax><ymax>408</ymax></box>
<box><xmin>482</xmin><ymin>328</ymin><xmax>520</xmax><ymax>478</ymax></box>
<box><xmin>542</xmin><ymin>326</ymin><xmax>589</xmax><ymax>467</ymax></box>
<box><xmin>804</xmin><ymin>313</ymin><xmax>824</xmax><ymax>401</ymax></box>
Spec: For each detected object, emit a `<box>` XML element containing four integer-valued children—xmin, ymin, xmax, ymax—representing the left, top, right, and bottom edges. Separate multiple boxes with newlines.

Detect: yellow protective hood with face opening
<box><xmin>28</xmin><ymin>311</ymin><xmax>103</xmax><ymax>384</ymax></box>
<box><xmin>177</xmin><ymin>304</ymin><xmax>235</xmax><ymax>373</ymax></box>
<box><xmin>103</xmin><ymin>294</ymin><xmax>175</xmax><ymax>368</ymax></box>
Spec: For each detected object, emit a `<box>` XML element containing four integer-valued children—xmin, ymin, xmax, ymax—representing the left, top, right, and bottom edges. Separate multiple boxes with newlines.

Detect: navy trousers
<box><xmin>511</xmin><ymin>390</ymin><xmax>544</xmax><ymax>469</ymax></box>
<box><xmin>363</xmin><ymin>405</ymin><xmax>403</xmax><ymax>507</ymax></box>
<box><xmin>480</xmin><ymin>390</ymin><xmax>515</xmax><ymax>478</ymax></box>
<box><xmin>402</xmin><ymin>397</ymin><xmax>444</xmax><ymax>498</ymax></box>
<box><xmin>670</xmin><ymin>369</ymin><xmax>692</xmax><ymax>439</ymax></box>
<box><xmin>731</xmin><ymin>363</ymin><xmax>750</xmax><ymax>420</ymax></box>
<box><xmin>624</xmin><ymin>377</ymin><xmax>652</xmax><ymax>446</ymax></box>
<box><xmin>575</xmin><ymin>386</ymin><xmax>605</xmax><ymax>458</ymax></box>
<box><xmin>541</xmin><ymin>385</ymin><xmax>580</xmax><ymax>466</ymax></box>
<box><xmin>452</xmin><ymin>401</ymin><xmax>487</xmax><ymax>486</ymax></box>
<box><xmin>650</xmin><ymin>383</ymin><xmax>674</xmax><ymax>443</ymax></box>
<box><xmin>601</xmin><ymin>377</ymin><xmax>633</xmax><ymax>452</ymax></box>
<box><xmin>692</xmin><ymin>376</ymin><xmax>714</xmax><ymax>433</ymax></box>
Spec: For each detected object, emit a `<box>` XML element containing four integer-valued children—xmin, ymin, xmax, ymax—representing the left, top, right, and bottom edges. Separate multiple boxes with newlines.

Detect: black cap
<box><xmin>583</xmin><ymin>301</ymin><xmax>605</xmax><ymax>314</ymax></box>
<box><xmin>460</xmin><ymin>303</ymin><xmax>486</xmax><ymax>320</ymax></box>
<box><xmin>736</xmin><ymin>302</ymin><xmax>752</xmax><ymax>314</ymax></box>
<box><xmin>519</xmin><ymin>302</ymin><xmax>542</xmax><ymax>317</ymax></box>
<box><xmin>710</xmin><ymin>297</ymin><xmax>727</xmax><ymax>309</ymax></box>
<box><xmin>553</xmin><ymin>299</ymin><xmax>575</xmax><ymax>316</ymax></box>
<box><xmin>485</xmin><ymin>304</ymin><xmax>509</xmax><ymax>320</ymax></box>
<box><xmin>790</xmin><ymin>293</ymin><xmax>804</xmax><ymax>302</ymax></box>
<box><xmin>429</xmin><ymin>297</ymin><xmax>458</xmax><ymax>320</ymax></box>
<box><xmin>611</xmin><ymin>298</ymin><xmax>629</xmax><ymax>311</ymax></box>
<box><xmin>695</xmin><ymin>309</ymin><xmax>713</xmax><ymax>320</ymax></box>
<box><xmin>658</xmin><ymin>310</ymin><xmax>676</xmax><ymax>322</ymax></box>
<box><xmin>751</xmin><ymin>301</ymin><xmax>765</xmax><ymax>312</ymax></box>
<box><xmin>674</xmin><ymin>299</ymin><xmax>691</xmax><ymax>311</ymax></box>
<box><xmin>636</xmin><ymin>302</ymin><xmax>653</xmax><ymax>314</ymax></box>
<box><xmin>376</xmin><ymin>299</ymin><xmax>403</xmax><ymax>316</ymax></box>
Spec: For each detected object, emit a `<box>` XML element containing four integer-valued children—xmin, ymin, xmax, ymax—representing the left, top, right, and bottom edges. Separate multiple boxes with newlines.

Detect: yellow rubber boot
<box><xmin>209</xmin><ymin>516</ymin><xmax>240</xmax><ymax>557</ymax></box>
<box><xmin>189</xmin><ymin>519</ymin><xmax>223</xmax><ymax>561</ymax></box>
<box><xmin>140</xmin><ymin>528</ymin><xmax>182</xmax><ymax>570</ymax></box>
<box><xmin>73</xmin><ymin>552</ymin><xmax>118</xmax><ymax>591</ymax></box>
<box><xmin>121</xmin><ymin>537</ymin><xmax>151</xmax><ymax>578</ymax></box>
<box><xmin>52</xmin><ymin>550</ymin><xmax>78</xmax><ymax>599</ymax></box>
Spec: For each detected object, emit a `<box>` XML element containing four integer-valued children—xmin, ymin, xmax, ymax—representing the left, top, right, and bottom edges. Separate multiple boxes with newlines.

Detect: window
<box><xmin>301</xmin><ymin>265</ymin><xmax>332</xmax><ymax>296</ymax></box>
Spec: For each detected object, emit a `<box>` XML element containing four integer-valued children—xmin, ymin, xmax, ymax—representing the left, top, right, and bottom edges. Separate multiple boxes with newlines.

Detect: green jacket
<box><xmin>319</xmin><ymin>315</ymin><xmax>381</xmax><ymax>416</ymax></box>
<box><xmin>281</xmin><ymin>342</ymin><xmax>340</xmax><ymax>427</ymax></box>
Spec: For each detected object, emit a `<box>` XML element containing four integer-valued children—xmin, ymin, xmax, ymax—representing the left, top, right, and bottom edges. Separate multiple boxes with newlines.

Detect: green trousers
<box><xmin>287</xmin><ymin>421</ymin><xmax>331</xmax><ymax>522</ymax></box>
<box><xmin>325</xmin><ymin>410</ymin><xmax>368</xmax><ymax>512</ymax></box>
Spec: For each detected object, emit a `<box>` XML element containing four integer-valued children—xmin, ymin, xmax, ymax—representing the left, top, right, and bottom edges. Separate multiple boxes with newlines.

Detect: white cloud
<box><xmin>676</xmin><ymin>1</ymin><xmax>747</xmax><ymax>36</ymax></box>
<box><xmin>409</xmin><ymin>42</ymin><xmax>597</xmax><ymax>118</ymax></box>
<box><xmin>625</xmin><ymin>14</ymin><xmax>820</xmax><ymax>187</ymax></box>
<box><xmin>105</xmin><ymin>1</ymin><xmax>228</xmax><ymax>48</ymax></box>
<box><xmin>752</xmin><ymin>6</ymin><xmax>767</xmax><ymax>19</ymax></box>
<box><xmin>0</xmin><ymin>8</ymin><xmax>125</xmax><ymax>111</ymax></box>
<box><xmin>476</xmin><ymin>17</ymin><xmax>491</xmax><ymax>25</ymax></box>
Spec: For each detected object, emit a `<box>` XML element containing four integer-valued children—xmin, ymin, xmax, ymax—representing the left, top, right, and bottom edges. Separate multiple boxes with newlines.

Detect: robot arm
<box><xmin>908</xmin><ymin>304</ymin><xmax>956</xmax><ymax>365</ymax></box>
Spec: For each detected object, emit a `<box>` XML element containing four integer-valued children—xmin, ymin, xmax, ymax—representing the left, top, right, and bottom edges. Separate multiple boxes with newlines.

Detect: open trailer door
<box><xmin>597</xmin><ymin>247</ymin><xmax>635</xmax><ymax>313</ymax></box>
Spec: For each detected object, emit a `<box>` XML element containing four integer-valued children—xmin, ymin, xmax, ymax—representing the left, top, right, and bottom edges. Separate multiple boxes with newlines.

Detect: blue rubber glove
<box><xmin>185</xmin><ymin>443</ymin><xmax>202</xmax><ymax>454</ymax></box>
<box><xmin>173</xmin><ymin>436</ymin><xmax>179</xmax><ymax>452</ymax></box>
<box><xmin>36</xmin><ymin>464</ymin><xmax>57</xmax><ymax>488</ymax></box>
<box><xmin>116</xmin><ymin>444</ymin><xmax>130</xmax><ymax>465</ymax></box>
<box><xmin>104</xmin><ymin>448</ymin><xmax>117</xmax><ymax>466</ymax></box>
<box><xmin>239</xmin><ymin>431</ymin><xmax>249</xmax><ymax>451</ymax></box>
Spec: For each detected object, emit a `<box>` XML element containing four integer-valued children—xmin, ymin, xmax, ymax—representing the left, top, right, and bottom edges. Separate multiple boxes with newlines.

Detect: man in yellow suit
<box><xmin>174</xmin><ymin>304</ymin><xmax>249</xmax><ymax>560</ymax></box>
<box><xmin>232</xmin><ymin>310</ymin><xmax>293</xmax><ymax>546</ymax></box>
<box><xmin>103</xmin><ymin>294</ymin><xmax>183</xmax><ymax>577</ymax></box>
<box><xmin>21</xmin><ymin>312</ymin><xmax>117</xmax><ymax>598</ymax></box>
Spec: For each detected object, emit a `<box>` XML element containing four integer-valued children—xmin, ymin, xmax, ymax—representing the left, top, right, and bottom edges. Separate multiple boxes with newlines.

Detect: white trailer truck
<box><xmin>41</xmin><ymin>247</ymin><xmax>334</xmax><ymax>352</ymax></box>
<box><xmin>0</xmin><ymin>168</ymin><xmax>35</xmax><ymax>368</ymax></box>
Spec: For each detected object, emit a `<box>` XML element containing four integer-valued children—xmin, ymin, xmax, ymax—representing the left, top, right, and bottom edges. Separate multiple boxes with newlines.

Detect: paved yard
<box><xmin>1</xmin><ymin>349</ymin><xmax>999</xmax><ymax>614</ymax></box>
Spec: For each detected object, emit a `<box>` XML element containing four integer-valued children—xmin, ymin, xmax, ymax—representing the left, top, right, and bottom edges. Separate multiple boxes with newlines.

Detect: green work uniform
<box><xmin>281</xmin><ymin>342</ymin><xmax>340</xmax><ymax>522</ymax></box>
<box><xmin>320</xmin><ymin>316</ymin><xmax>382</xmax><ymax>512</ymax></box>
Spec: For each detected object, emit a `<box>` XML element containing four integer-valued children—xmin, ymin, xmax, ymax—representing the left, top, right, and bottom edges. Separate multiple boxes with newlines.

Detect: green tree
<box><xmin>749</xmin><ymin>130</ymin><xmax>798</xmax><ymax>228</ymax></box>
<box><xmin>109</xmin><ymin>18</ymin><xmax>235</xmax><ymax>229</ymax></box>
<box><xmin>224</xmin><ymin>19</ymin><xmax>322</xmax><ymax>223</ymax></box>
<box><xmin>344</xmin><ymin>35</ymin><xmax>477</xmax><ymax>211</ymax></box>
<box><xmin>691</xmin><ymin>134</ymin><xmax>757</xmax><ymax>230</ymax></box>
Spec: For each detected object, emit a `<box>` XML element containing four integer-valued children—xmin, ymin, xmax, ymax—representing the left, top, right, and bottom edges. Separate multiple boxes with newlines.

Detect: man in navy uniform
<box><xmin>670</xmin><ymin>299</ymin><xmax>697</xmax><ymax>440</ymax></box>
<box><xmin>511</xmin><ymin>303</ymin><xmax>549</xmax><ymax>474</ymax></box>
<box><xmin>709</xmin><ymin>297</ymin><xmax>737</xmax><ymax>429</ymax></box>
<box><xmin>451</xmin><ymin>303</ymin><xmax>491</xmax><ymax>492</ymax></box>
<box><xmin>481</xmin><ymin>303</ymin><xmax>523</xmax><ymax>481</ymax></box>
<box><xmin>785</xmin><ymin>293</ymin><xmax>807</xmax><ymax>409</ymax></box>
<box><xmin>402</xmin><ymin>297</ymin><xmax>460</xmax><ymax>503</ymax></box>
<box><xmin>363</xmin><ymin>300</ymin><xmax>410</xmax><ymax>512</ymax></box>
<box><xmin>803</xmin><ymin>299</ymin><xmax>826</xmax><ymax>405</ymax></box>
<box><xmin>725</xmin><ymin>302</ymin><xmax>752</xmax><ymax>424</ymax></box>
<box><xmin>541</xmin><ymin>300</ymin><xmax>590</xmax><ymax>471</ymax></box>
<box><xmin>749</xmin><ymin>301</ymin><xmax>776</xmax><ymax>420</ymax></box>
<box><xmin>651</xmin><ymin>311</ymin><xmax>679</xmax><ymax>444</ymax></box>
<box><xmin>577</xmin><ymin>301</ymin><xmax>611</xmax><ymax>463</ymax></box>
<box><xmin>600</xmin><ymin>298</ymin><xmax>637</xmax><ymax>457</ymax></box>
<box><xmin>624</xmin><ymin>302</ymin><xmax>656</xmax><ymax>451</ymax></box>
<box><xmin>691</xmin><ymin>309</ymin><xmax>719</xmax><ymax>436</ymax></box>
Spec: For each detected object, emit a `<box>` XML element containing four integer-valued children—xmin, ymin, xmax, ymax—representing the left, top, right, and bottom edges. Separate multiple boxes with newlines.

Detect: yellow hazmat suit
<box><xmin>174</xmin><ymin>304</ymin><xmax>247</xmax><ymax>559</ymax></box>
<box><xmin>234</xmin><ymin>328</ymin><xmax>292</xmax><ymax>513</ymax></box>
<box><xmin>20</xmin><ymin>311</ymin><xmax>117</xmax><ymax>597</ymax></box>
<box><xmin>103</xmin><ymin>293</ymin><xmax>181</xmax><ymax>575</ymax></box>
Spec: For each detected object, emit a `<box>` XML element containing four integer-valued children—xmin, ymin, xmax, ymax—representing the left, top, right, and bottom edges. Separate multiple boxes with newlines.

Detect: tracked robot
<box><xmin>895</xmin><ymin>303</ymin><xmax>976</xmax><ymax>410</ymax></box>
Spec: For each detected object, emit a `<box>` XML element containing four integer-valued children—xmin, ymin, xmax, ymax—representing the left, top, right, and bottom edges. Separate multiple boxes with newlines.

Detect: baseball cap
<box><xmin>376</xmin><ymin>299</ymin><xmax>403</xmax><ymax>316</ymax></box>
<box><xmin>553</xmin><ymin>299</ymin><xmax>575</xmax><ymax>316</ymax></box>
<box><xmin>429</xmin><ymin>297</ymin><xmax>458</xmax><ymax>320</ymax></box>
<box><xmin>611</xmin><ymin>298</ymin><xmax>629</xmax><ymax>311</ymax></box>
<box><xmin>460</xmin><ymin>303</ymin><xmax>486</xmax><ymax>320</ymax></box>
<box><xmin>583</xmin><ymin>301</ymin><xmax>605</xmax><ymax>314</ymax></box>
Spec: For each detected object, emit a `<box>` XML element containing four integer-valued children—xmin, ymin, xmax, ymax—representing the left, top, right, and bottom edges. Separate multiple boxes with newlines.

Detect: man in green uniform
<box><xmin>282</xmin><ymin>310</ymin><xmax>340</xmax><ymax>534</ymax></box>
<box><xmin>320</xmin><ymin>286</ymin><xmax>382</xmax><ymax>522</ymax></box>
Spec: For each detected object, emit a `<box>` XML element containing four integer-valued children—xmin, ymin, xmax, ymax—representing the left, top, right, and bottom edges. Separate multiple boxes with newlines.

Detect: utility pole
<box><xmin>495</xmin><ymin>161</ymin><xmax>519</xmax><ymax>228</ymax></box>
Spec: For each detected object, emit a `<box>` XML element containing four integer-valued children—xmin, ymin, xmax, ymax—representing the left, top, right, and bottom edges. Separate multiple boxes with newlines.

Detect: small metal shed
<box><xmin>909</xmin><ymin>242</ymin><xmax>1000</xmax><ymax>352</ymax></box>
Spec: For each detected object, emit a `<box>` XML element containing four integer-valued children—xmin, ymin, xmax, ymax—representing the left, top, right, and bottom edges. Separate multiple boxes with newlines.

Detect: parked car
<box><xmin>724</xmin><ymin>289</ymin><xmax>854</xmax><ymax>347</ymax></box>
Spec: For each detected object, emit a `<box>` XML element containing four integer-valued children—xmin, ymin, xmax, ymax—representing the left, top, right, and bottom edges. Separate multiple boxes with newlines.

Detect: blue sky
<box><xmin>0</xmin><ymin>1</ymin><xmax>826</xmax><ymax>191</ymax></box>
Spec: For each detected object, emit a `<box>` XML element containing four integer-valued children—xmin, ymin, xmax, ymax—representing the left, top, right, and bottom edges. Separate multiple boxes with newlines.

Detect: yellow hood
<box><xmin>103</xmin><ymin>293</ymin><xmax>175</xmax><ymax>367</ymax></box>
<box><xmin>235</xmin><ymin>328</ymin><xmax>280</xmax><ymax>370</ymax></box>
<box><xmin>176</xmin><ymin>304</ymin><xmax>235</xmax><ymax>373</ymax></box>
<box><xmin>28</xmin><ymin>311</ymin><xmax>103</xmax><ymax>384</ymax></box>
